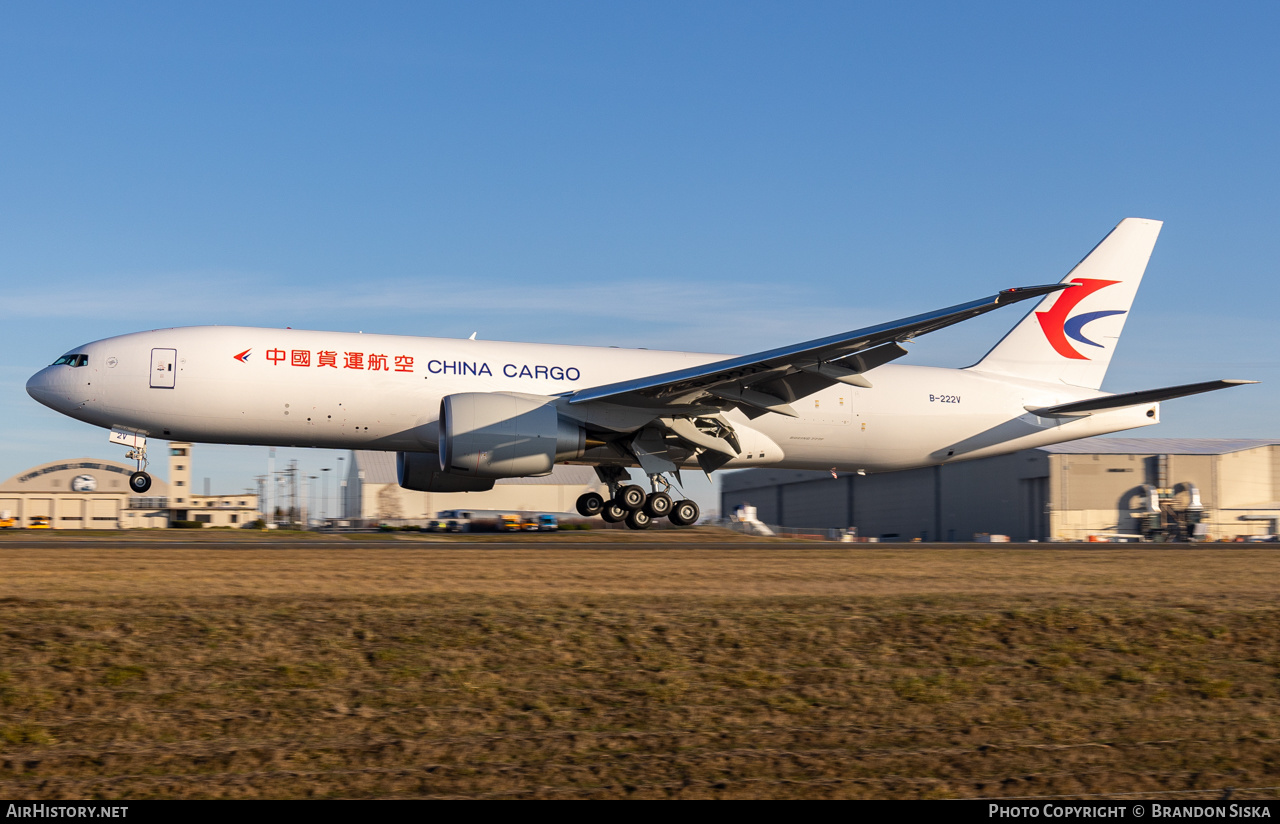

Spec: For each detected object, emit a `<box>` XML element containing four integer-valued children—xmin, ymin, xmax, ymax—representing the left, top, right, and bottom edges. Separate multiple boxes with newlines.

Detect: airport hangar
<box><xmin>1</xmin><ymin>443</ymin><xmax>605</xmax><ymax>529</ymax></box>
<box><xmin>341</xmin><ymin>450</ymin><xmax>607</xmax><ymax>525</ymax></box>
<box><xmin>0</xmin><ymin>442</ymin><xmax>261</xmax><ymax>529</ymax></box>
<box><xmin>720</xmin><ymin>437</ymin><xmax>1280</xmax><ymax>542</ymax></box>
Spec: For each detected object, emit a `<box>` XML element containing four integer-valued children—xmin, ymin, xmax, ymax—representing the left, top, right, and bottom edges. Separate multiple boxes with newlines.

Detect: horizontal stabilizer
<box><xmin>1026</xmin><ymin>379</ymin><xmax>1258</xmax><ymax>418</ymax></box>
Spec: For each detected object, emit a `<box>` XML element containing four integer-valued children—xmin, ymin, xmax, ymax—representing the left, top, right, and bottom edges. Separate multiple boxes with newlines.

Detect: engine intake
<box><xmin>397</xmin><ymin>451</ymin><xmax>495</xmax><ymax>492</ymax></box>
<box><xmin>440</xmin><ymin>392</ymin><xmax>585</xmax><ymax>479</ymax></box>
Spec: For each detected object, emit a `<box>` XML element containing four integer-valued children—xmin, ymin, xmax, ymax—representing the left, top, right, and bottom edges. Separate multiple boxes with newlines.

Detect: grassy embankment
<box><xmin>2</xmin><ymin>545</ymin><xmax>1279</xmax><ymax>799</ymax></box>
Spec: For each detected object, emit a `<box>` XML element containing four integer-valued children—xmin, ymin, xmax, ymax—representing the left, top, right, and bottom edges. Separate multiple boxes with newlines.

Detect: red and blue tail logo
<box><xmin>1035</xmin><ymin>278</ymin><xmax>1126</xmax><ymax>360</ymax></box>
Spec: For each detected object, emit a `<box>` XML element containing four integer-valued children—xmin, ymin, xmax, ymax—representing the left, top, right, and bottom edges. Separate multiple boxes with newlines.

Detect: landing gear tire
<box><xmin>616</xmin><ymin>485</ymin><xmax>647</xmax><ymax>511</ymax></box>
<box><xmin>669</xmin><ymin>499</ymin><xmax>700</xmax><ymax>527</ymax></box>
<box><xmin>625</xmin><ymin>509</ymin><xmax>652</xmax><ymax>530</ymax></box>
<box><xmin>644</xmin><ymin>492</ymin><xmax>673</xmax><ymax>519</ymax></box>
<box><xmin>576</xmin><ymin>492</ymin><xmax>605</xmax><ymax>517</ymax></box>
<box><xmin>601</xmin><ymin>502</ymin><xmax>628</xmax><ymax>523</ymax></box>
<box><xmin>129</xmin><ymin>471</ymin><xmax>152</xmax><ymax>494</ymax></box>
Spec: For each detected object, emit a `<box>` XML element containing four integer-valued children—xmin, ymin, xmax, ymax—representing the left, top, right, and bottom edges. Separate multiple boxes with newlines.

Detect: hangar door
<box><xmin>91</xmin><ymin>499</ymin><xmax>118</xmax><ymax>523</ymax></box>
<box><xmin>59</xmin><ymin>499</ymin><xmax>84</xmax><ymax>526</ymax></box>
<box><xmin>1020</xmin><ymin>477</ymin><xmax>1048</xmax><ymax>541</ymax></box>
<box><xmin>150</xmin><ymin>348</ymin><xmax>177</xmax><ymax>389</ymax></box>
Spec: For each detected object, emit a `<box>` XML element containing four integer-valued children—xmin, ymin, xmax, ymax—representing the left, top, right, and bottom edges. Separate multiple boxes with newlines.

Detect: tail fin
<box><xmin>970</xmin><ymin>217</ymin><xmax>1162</xmax><ymax>389</ymax></box>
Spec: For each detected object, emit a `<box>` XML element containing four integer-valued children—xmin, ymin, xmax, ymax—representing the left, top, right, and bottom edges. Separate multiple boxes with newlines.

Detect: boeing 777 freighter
<box><xmin>26</xmin><ymin>218</ymin><xmax>1256</xmax><ymax>528</ymax></box>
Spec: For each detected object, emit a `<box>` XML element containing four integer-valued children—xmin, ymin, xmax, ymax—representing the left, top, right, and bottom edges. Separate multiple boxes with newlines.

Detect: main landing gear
<box><xmin>577</xmin><ymin>469</ymin><xmax>701</xmax><ymax>530</ymax></box>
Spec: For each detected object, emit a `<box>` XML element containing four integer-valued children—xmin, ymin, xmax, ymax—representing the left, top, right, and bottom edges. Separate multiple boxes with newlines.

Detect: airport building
<box><xmin>342</xmin><ymin>451</ymin><xmax>607</xmax><ymax>524</ymax></box>
<box><xmin>0</xmin><ymin>442</ymin><xmax>261</xmax><ymax>529</ymax></box>
<box><xmin>721</xmin><ymin>438</ymin><xmax>1280</xmax><ymax>542</ymax></box>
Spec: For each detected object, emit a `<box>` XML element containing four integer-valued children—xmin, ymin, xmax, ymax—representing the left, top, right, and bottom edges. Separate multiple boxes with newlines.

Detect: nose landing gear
<box><xmin>110</xmin><ymin>428</ymin><xmax>152</xmax><ymax>494</ymax></box>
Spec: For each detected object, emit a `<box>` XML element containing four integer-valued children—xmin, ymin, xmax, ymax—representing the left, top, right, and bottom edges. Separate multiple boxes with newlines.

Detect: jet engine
<box><xmin>397</xmin><ymin>451</ymin><xmax>495</xmax><ymax>492</ymax></box>
<box><xmin>439</xmin><ymin>392</ymin><xmax>585</xmax><ymax>478</ymax></box>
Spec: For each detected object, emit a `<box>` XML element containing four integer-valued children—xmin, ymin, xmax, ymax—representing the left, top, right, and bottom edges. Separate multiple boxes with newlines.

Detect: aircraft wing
<box><xmin>567</xmin><ymin>284</ymin><xmax>1069</xmax><ymax>416</ymax></box>
<box><xmin>1027</xmin><ymin>379</ymin><xmax>1259</xmax><ymax>418</ymax></box>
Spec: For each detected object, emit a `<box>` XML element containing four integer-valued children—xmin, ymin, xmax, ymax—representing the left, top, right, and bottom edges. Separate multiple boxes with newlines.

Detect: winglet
<box><xmin>995</xmin><ymin>283</ymin><xmax>1072</xmax><ymax>304</ymax></box>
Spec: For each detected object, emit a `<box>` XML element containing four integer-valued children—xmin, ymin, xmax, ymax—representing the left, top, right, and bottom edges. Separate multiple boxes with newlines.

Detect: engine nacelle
<box><xmin>397</xmin><ymin>451</ymin><xmax>495</xmax><ymax>492</ymax></box>
<box><xmin>439</xmin><ymin>392</ymin><xmax>585</xmax><ymax>479</ymax></box>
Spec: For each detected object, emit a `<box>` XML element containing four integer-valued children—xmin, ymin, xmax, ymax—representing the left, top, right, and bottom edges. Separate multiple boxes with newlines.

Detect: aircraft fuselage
<box><xmin>26</xmin><ymin>325</ymin><xmax>1157</xmax><ymax>473</ymax></box>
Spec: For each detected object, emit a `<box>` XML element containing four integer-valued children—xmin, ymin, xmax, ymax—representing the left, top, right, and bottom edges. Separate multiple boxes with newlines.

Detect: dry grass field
<box><xmin>2</xmin><ymin>537</ymin><xmax>1279</xmax><ymax>799</ymax></box>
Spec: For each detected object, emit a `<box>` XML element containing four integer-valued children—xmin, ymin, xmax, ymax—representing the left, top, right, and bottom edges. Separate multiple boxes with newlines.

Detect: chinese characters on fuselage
<box><xmin>261</xmin><ymin>350</ymin><xmax>579</xmax><ymax>380</ymax></box>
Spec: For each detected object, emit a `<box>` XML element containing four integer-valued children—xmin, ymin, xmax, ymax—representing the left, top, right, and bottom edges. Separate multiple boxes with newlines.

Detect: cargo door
<box><xmin>150</xmin><ymin>348</ymin><xmax>177</xmax><ymax>388</ymax></box>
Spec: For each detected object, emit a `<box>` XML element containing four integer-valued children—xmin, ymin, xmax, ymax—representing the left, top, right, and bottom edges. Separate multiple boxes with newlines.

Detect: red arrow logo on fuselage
<box><xmin>233</xmin><ymin>349</ymin><xmax>252</xmax><ymax>363</ymax></box>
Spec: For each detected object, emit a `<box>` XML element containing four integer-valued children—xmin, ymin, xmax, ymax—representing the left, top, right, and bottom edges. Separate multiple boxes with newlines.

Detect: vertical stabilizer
<box><xmin>970</xmin><ymin>218</ymin><xmax>1162</xmax><ymax>389</ymax></box>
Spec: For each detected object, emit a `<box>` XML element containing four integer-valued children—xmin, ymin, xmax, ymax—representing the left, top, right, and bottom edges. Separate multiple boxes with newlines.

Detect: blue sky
<box><xmin>2</xmin><ymin>1</ymin><xmax>1277</xmax><ymax>517</ymax></box>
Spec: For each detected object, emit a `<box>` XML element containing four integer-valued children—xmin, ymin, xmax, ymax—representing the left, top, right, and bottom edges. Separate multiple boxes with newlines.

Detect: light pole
<box><xmin>336</xmin><ymin>455</ymin><xmax>345</xmax><ymax>520</ymax></box>
<box><xmin>308</xmin><ymin>476</ymin><xmax>318</xmax><ymax>529</ymax></box>
<box><xmin>321</xmin><ymin>467</ymin><xmax>331</xmax><ymax>525</ymax></box>
<box><xmin>267</xmin><ymin>448</ymin><xmax>275</xmax><ymax>526</ymax></box>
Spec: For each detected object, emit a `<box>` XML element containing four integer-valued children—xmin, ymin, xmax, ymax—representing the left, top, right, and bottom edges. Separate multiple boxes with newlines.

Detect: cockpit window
<box><xmin>52</xmin><ymin>354</ymin><xmax>88</xmax><ymax>367</ymax></box>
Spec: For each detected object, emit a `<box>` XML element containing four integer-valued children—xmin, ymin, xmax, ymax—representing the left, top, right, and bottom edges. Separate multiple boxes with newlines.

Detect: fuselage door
<box><xmin>150</xmin><ymin>348</ymin><xmax>177</xmax><ymax>389</ymax></box>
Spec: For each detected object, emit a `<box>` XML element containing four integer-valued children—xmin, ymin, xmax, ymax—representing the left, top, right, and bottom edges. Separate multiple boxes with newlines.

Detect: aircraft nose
<box><xmin>26</xmin><ymin>366</ymin><xmax>67</xmax><ymax>410</ymax></box>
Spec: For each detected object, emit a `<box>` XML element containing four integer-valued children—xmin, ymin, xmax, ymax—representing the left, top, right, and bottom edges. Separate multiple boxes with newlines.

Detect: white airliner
<box><xmin>27</xmin><ymin>218</ymin><xmax>1255</xmax><ymax>529</ymax></box>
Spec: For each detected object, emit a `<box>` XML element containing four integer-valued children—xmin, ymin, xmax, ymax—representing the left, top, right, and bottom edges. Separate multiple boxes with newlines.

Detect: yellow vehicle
<box><xmin>0</xmin><ymin>516</ymin><xmax>16</xmax><ymax>529</ymax></box>
<box><xmin>499</xmin><ymin>514</ymin><xmax>522</xmax><ymax>532</ymax></box>
<box><xmin>28</xmin><ymin>516</ymin><xmax>51</xmax><ymax>529</ymax></box>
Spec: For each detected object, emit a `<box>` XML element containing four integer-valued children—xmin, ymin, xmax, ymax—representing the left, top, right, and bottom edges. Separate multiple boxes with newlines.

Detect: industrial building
<box><xmin>720</xmin><ymin>438</ymin><xmax>1280</xmax><ymax>542</ymax></box>
<box><xmin>342</xmin><ymin>451</ymin><xmax>607</xmax><ymax>525</ymax></box>
<box><xmin>0</xmin><ymin>442</ymin><xmax>260</xmax><ymax>529</ymax></box>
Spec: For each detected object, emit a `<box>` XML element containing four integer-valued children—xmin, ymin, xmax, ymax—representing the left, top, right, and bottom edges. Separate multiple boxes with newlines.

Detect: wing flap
<box><xmin>707</xmin><ymin>385</ymin><xmax>799</xmax><ymax>417</ymax></box>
